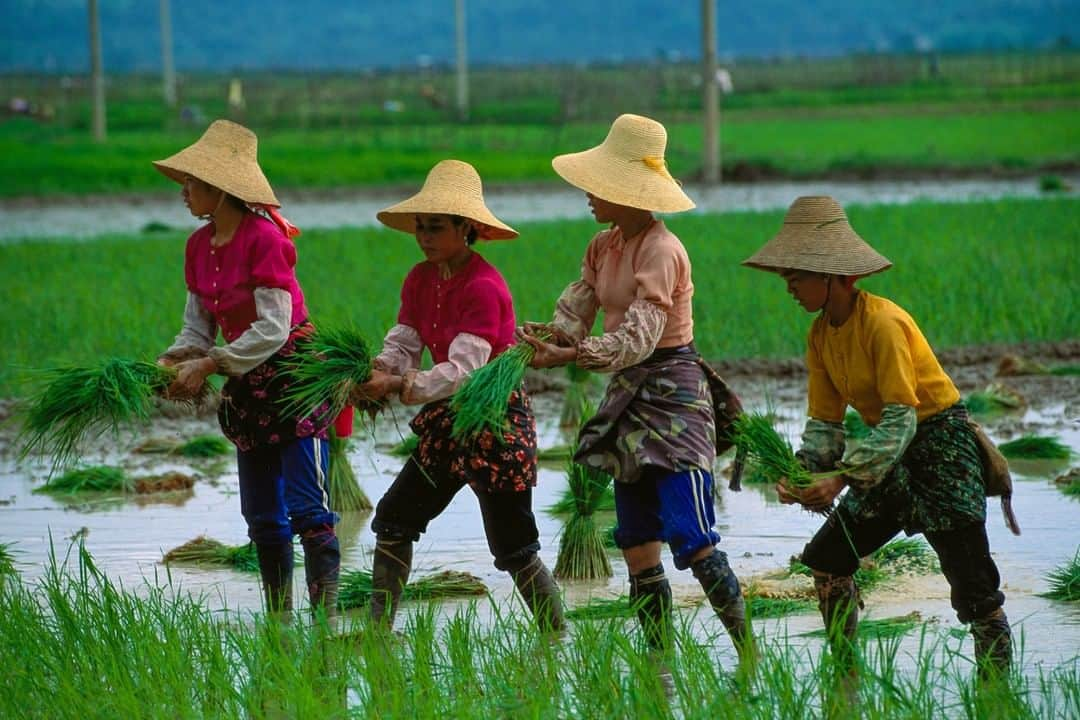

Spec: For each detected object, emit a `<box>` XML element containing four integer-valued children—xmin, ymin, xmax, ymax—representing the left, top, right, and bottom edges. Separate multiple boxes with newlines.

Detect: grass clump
<box><xmin>337</xmin><ymin>568</ymin><xmax>487</xmax><ymax>610</ymax></box>
<box><xmin>998</xmin><ymin>435</ymin><xmax>1073</xmax><ymax>460</ymax></box>
<box><xmin>161</xmin><ymin>536</ymin><xmax>260</xmax><ymax>573</ymax></box>
<box><xmin>278</xmin><ymin>324</ymin><xmax>372</xmax><ymax>421</ymax></box>
<box><xmin>1040</xmin><ymin>550</ymin><xmax>1080</xmax><ymax>602</ymax></box>
<box><xmin>33</xmin><ymin>465</ymin><xmax>131</xmax><ymax>495</ymax></box>
<box><xmin>16</xmin><ymin>358</ymin><xmax>189</xmax><ymax>474</ymax></box>
<box><xmin>450</xmin><ymin>338</ymin><xmax>542</xmax><ymax>442</ymax></box>
<box><xmin>135</xmin><ymin>434</ymin><xmax>232</xmax><ymax>458</ymax></box>
<box><xmin>328</xmin><ymin>426</ymin><xmax>372</xmax><ymax>512</ymax></box>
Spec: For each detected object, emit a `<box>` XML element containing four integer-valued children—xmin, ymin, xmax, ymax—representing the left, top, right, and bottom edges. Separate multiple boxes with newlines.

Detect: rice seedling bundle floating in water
<box><xmin>328</xmin><ymin>426</ymin><xmax>372</xmax><ymax>512</ymax></box>
<box><xmin>162</xmin><ymin>536</ymin><xmax>260</xmax><ymax>573</ymax></box>
<box><xmin>278</xmin><ymin>324</ymin><xmax>373</xmax><ymax>421</ymax></box>
<box><xmin>337</xmin><ymin>568</ymin><xmax>487</xmax><ymax>610</ymax></box>
<box><xmin>1040</xmin><ymin>550</ymin><xmax>1080</xmax><ymax>602</ymax></box>
<box><xmin>133</xmin><ymin>434</ymin><xmax>231</xmax><ymax>458</ymax></box>
<box><xmin>997</xmin><ymin>435</ymin><xmax>1073</xmax><ymax>460</ymax></box>
<box><xmin>133</xmin><ymin>471</ymin><xmax>196</xmax><ymax>494</ymax></box>
<box><xmin>17</xmin><ymin>359</ymin><xmax>191</xmax><ymax>474</ymax></box>
<box><xmin>32</xmin><ymin>465</ymin><xmax>131</xmax><ymax>495</ymax></box>
<box><xmin>964</xmin><ymin>383</ymin><xmax>1025</xmax><ymax>416</ymax></box>
<box><xmin>450</xmin><ymin>336</ymin><xmax>545</xmax><ymax>442</ymax></box>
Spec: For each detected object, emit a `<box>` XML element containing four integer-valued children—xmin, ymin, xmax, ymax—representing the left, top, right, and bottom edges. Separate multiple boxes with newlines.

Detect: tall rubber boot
<box><xmin>255</xmin><ymin>541</ymin><xmax>294</xmax><ymax>619</ymax></box>
<box><xmin>970</xmin><ymin>607</ymin><xmax>1012</xmax><ymax>681</ymax></box>
<box><xmin>301</xmin><ymin>524</ymin><xmax>341</xmax><ymax>621</ymax></box>
<box><xmin>691</xmin><ymin>548</ymin><xmax>756</xmax><ymax>667</ymax></box>
<box><xmin>370</xmin><ymin>537</ymin><xmax>412</xmax><ymax>628</ymax></box>
<box><xmin>506</xmin><ymin>553</ymin><xmax>565</xmax><ymax>633</ymax></box>
<box><xmin>630</xmin><ymin>564</ymin><xmax>673</xmax><ymax>652</ymax></box>
<box><xmin>814</xmin><ymin>572</ymin><xmax>860</xmax><ymax>713</ymax></box>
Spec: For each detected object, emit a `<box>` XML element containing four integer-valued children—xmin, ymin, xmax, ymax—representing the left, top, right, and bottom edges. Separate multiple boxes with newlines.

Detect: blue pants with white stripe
<box><xmin>237</xmin><ymin>436</ymin><xmax>336</xmax><ymax>546</ymax></box>
<box><xmin>613</xmin><ymin>466</ymin><xmax>722</xmax><ymax>570</ymax></box>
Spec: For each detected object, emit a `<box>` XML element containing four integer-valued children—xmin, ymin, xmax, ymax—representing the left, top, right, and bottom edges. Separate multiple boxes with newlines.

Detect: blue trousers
<box><xmin>237</xmin><ymin>436</ymin><xmax>336</xmax><ymax>545</ymax></box>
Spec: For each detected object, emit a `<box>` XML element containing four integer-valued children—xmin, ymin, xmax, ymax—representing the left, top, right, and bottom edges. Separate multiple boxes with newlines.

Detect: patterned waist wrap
<box><xmin>218</xmin><ymin>321</ymin><xmax>335</xmax><ymax>451</ymax></box>
<box><xmin>408</xmin><ymin>388</ymin><xmax>537</xmax><ymax>493</ymax></box>
<box><xmin>574</xmin><ymin>344</ymin><xmax>742</xmax><ymax>484</ymax></box>
<box><xmin>840</xmin><ymin>403</ymin><xmax>987</xmax><ymax>534</ymax></box>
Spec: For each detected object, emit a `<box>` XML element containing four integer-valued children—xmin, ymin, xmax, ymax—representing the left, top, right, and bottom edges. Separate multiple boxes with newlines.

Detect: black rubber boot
<box><xmin>814</xmin><ymin>572</ymin><xmax>860</xmax><ymax>712</ymax></box>
<box><xmin>301</xmin><ymin>524</ymin><xmax>341</xmax><ymax>620</ymax></box>
<box><xmin>370</xmin><ymin>536</ymin><xmax>412</xmax><ymax>628</ymax></box>
<box><xmin>691</xmin><ymin>548</ymin><xmax>756</xmax><ymax>665</ymax></box>
<box><xmin>630</xmin><ymin>564</ymin><xmax>673</xmax><ymax>652</ymax></box>
<box><xmin>506</xmin><ymin>553</ymin><xmax>565</xmax><ymax>633</ymax></box>
<box><xmin>971</xmin><ymin>607</ymin><xmax>1012</xmax><ymax>680</ymax></box>
<box><xmin>255</xmin><ymin>541</ymin><xmax>294</xmax><ymax>618</ymax></box>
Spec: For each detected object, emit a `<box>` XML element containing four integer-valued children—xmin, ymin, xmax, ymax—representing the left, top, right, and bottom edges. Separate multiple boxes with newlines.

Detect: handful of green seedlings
<box><xmin>278</xmin><ymin>324</ymin><xmax>373</xmax><ymax>421</ymax></box>
<box><xmin>732</xmin><ymin>413</ymin><xmax>819</xmax><ymax>490</ymax></box>
<box><xmin>17</xmin><ymin>359</ymin><xmax>190</xmax><ymax>474</ymax></box>
<box><xmin>450</xmin><ymin>337</ymin><xmax>544</xmax><ymax>442</ymax></box>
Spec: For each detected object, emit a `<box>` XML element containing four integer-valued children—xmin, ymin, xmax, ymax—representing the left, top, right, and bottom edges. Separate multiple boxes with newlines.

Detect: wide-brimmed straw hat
<box><xmin>742</xmin><ymin>196</ymin><xmax>892</xmax><ymax>277</ymax></box>
<box><xmin>153</xmin><ymin>119</ymin><xmax>280</xmax><ymax>207</ymax></box>
<box><xmin>376</xmin><ymin>159</ymin><xmax>517</xmax><ymax>240</ymax></box>
<box><xmin>551</xmin><ymin>113</ymin><xmax>695</xmax><ymax>213</ymax></box>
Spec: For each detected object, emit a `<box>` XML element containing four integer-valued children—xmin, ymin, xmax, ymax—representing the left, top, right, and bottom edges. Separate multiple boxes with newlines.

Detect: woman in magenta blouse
<box><xmin>153</xmin><ymin>120</ymin><xmax>341</xmax><ymax>620</ymax></box>
<box><xmin>351</xmin><ymin>160</ymin><xmax>564</xmax><ymax>632</ymax></box>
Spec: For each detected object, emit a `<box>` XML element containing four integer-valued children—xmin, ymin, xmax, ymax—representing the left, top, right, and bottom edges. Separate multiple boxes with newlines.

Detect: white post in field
<box><xmin>160</xmin><ymin>0</ymin><xmax>177</xmax><ymax>107</ymax></box>
<box><xmin>455</xmin><ymin>0</ymin><xmax>469</xmax><ymax>120</ymax></box>
<box><xmin>701</xmin><ymin>0</ymin><xmax>720</xmax><ymax>184</ymax></box>
<box><xmin>88</xmin><ymin>0</ymin><xmax>107</xmax><ymax>142</ymax></box>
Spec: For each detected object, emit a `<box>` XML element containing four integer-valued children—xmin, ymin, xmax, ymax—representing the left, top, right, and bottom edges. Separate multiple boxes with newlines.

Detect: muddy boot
<box><xmin>814</xmin><ymin>572</ymin><xmax>860</xmax><ymax>712</ymax></box>
<box><xmin>691</xmin><ymin>549</ymin><xmax>756</xmax><ymax>670</ymax></box>
<box><xmin>255</xmin><ymin>541</ymin><xmax>294</xmax><ymax>620</ymax></box>
<box><xmin>370</xmin><ymin>536</ymin><xmax>412</xmax><ymax>628</ymax></box>
<box><xmin>506</xmin><ymin>553</ymin><xmax>565</xmax><ymax>633</ymax></box>
<box><xmin>971</xmin><ymin>607</ymin><xmax>1012</xmax><ymax>681</ymax></box>
<box><xmin>301</xmin><ymin>524</ymin><xmax>341</xmax><ymax>622</ymax></box>
<box><xmin>630</xmin><ymin>564</ymin><xmax>673</xmax><ymax>652</ymax></box>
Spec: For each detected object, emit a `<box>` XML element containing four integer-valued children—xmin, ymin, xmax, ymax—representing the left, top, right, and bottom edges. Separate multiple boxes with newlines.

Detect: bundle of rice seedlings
<box><xmin>1040</xmin><ymin>550</ymin><xmax>1080</xmax><ymax>602</ymax></box>
<box><xmin>964</xmin><ymin>383</ymin><xmax>1025</xmax><ymax>415</ymax></box>
<box><xmin>176</xmin><ymin>435</ymin><xmax>232</xmax><ymax>458</ymax></box>
<box><xmin>998</xmin><ymin>435</ymin><xmax>1073</xmax><ymax>460</ymax></box>
<box><xmin>161</xmin><ymin>536</ymin><xmax>260</xmax><ymax>573</ymax></box>
<box><xmin>560</xmin><ymin>364</ymin><xmax>593</xmax><ymax>430</ymax></box>
<box><xmin>278</xmin><ymin>324</ymin><xmax>372</xmax><ymax>421</ymax></box>
<box><xmin>33</xmin><ymin>465</ymin><xmax>132</xmax><ymax>495</ymax></box>
<box><xmin>388</xmin><ymin>434</ymin><xmax>419</xmax><ymax>457</ymax></box>
<box><xmin>554</xmin><ymin>462</ymin><xmax>615</xmax><ymax>580</ymax></box>
<box><xmin>328</xmin><ymin>426</ymin><xmax>372</xmax><ymax>512</ymax></box>
<box><xmin>789</xmin><ymin>538</ymin><xmax>936</xmax><ymax>594</ymax></box>
<box><xmin>732</xmin><ymin>413</ymin><xmax>820</xmax><ymax>491</ymax></box>
<box><xmin>132</xmin><ymin>437</ymin><xmax>183</xmax><ymax>454</ymax></box>
<box><xmin>17</xmin><ymin>359</ymin><xmax>192</xmax><ymax>473</ymax></box>
<box><xmin>745</xmin><ymin>596</ymin><xmax>815</xmax><ymax>619</ymax></box>
<box><xmin>1054</xmin><ymin>468</ymin><xmax>1080</xmax><ymax>497</ymax></box>
<box><xmin>547</xmin><ymin>484</ymin><xmax>616</xmax><ymax>515</ymax></box>
<box><xmin>450</xmin><ymin>337</ymin><xmax>544</xmax><ymax>442</ymax></box>
<box><xmin>537</xmin><ymin>445</ymin><xmax>573</xmax><ymax>462</ymax></box>
<box><xmin>993</xmin><ymin>354</ymin><xmax>1080</xmax><ymax>376</ymax></box>
<box><xmin>844</xmin><ymin>410</ymin><xmax>872</xmax><ymax>440</ymax></box>
<box><xmin>337</xmin><ymin>568</ymin><xmax>487</xmax><ymax>610</ymax></box>
<box><xmin>133</xmin><ymin>471</ymin><xmax>196</xmax><ymax>494</ymax></box>
<box><xmin>565</xmin><ymin>597</ymin><xmax>635</xmax><ymax>621</ymax></box>
<box><xmin>802</xmin><ymin>612</ymin><xmax>922</xmax><ymax>641</ymax></box>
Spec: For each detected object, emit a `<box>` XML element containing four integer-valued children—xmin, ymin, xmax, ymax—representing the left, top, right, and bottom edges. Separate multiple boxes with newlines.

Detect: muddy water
<box><xmin>2</xmin><ymin>174</ymin><xmax>1075</xmax><ymax>241</ymax></box>
<box><xmin>1</xmin><ymin>366</ymin><xmax>1077</xmax><ymax>677</ymax></box>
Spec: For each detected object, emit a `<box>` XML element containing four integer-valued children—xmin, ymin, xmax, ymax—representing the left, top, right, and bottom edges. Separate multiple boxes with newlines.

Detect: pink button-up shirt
<box><xmin>184</xmin><ymin>213</ymin><xmax>308</xmax><ymax>342</ymax></box>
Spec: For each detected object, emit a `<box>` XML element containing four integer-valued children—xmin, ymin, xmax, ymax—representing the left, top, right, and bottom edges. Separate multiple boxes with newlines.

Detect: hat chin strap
<box><xmin>199</xmin><ymin>189</ymin><xmax>228</xmax><ymax>222</ymax></box>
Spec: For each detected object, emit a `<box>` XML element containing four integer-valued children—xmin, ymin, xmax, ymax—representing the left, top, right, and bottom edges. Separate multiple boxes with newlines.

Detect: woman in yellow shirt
<box><xmin>742</xmin><ymin>196</ymin><xmax>1012</xmax><ymax>687</ymax></box>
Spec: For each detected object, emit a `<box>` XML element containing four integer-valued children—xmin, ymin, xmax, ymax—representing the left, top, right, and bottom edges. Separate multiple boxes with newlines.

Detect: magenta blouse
<box><xmin>184</xmin><ymin>213</ymin><xmax>308</xmax><ymax>343</ymax></box>
<box><xmin>397</xmin><ymin>253</ymin><xmax>516</xmax><ymax>363</ymax></box>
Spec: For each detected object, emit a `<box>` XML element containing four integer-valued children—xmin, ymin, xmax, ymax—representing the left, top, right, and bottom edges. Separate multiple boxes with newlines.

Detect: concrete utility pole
<box><xmin>455</xmin><ymin>0</ymin><xmax>469</xmax><ymax>121</ymax></box>
<box><xmin>88</xmin><ymin>0</ymin><xmax>106</xmax><ymax>142</ymax></box>
<box><xmin>160</xmin><ymin>0</ymin><xmax>177</xmax><ymax>106</ymax></box>
<box><xmin>701</xmin><ymin>0</ymin><xmax>720</xmax><ymax>184</ymax></box>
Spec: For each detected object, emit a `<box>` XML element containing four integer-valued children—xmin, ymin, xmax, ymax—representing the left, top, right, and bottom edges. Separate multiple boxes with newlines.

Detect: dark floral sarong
<box><xmin>575</xmin><ymin>345</ymin><xmax>726</xmax><ymax>484</ymax></box>
<box><xmin>839</xmin><ymin>404</ymin><xmax>986</xmax><ymax>534</ymax></box>
<box><xmin>409</xmin><ymin>388</ymin><xmax>537</xmax><ymax>493</ymax></box>
<box><xmin>218</xmin><ymin>322</ymin><xmax>335</xmax><ymax>451</ymax></box>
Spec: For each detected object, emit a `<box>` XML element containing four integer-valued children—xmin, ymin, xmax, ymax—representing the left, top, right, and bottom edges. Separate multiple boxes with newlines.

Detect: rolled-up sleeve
<box><xmin>160</xmin><ymin>292</ymin><xmax>217</xmax><ymax>362</ymax></box>
<box><xmin>400</xmin><ymin>332</ymin><xmax>492</xmax><ymax>405</ymax></box>
<box><xmin>576</xmin><ymin>298</ymin><xmax>666</xmax><ymax>373</ymax></box>
<box><xmin>374</xmin><ymin>324</ymin><xmax>423</xmax><ymax>375</ymax></box>
<box><xmin>208</xmin><ymin>287</ymin><xmax>291</xmax><ymax>376</ymax></box>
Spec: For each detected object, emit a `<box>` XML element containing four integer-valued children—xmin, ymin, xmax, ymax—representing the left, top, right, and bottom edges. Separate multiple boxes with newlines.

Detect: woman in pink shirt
<box><xmin>520</xmin><ymin>115</ymin><xmax>755</xmax><ymax>666</ymax></box>
<box><xmin>351</xmin><ymin>160</ymin><xmax>564</xmax><ymax>632</ymax></box>
<box><xmin>153</xmin><ymin>120</ymin><xmax>341</xmax><ymax>620</ymax></box>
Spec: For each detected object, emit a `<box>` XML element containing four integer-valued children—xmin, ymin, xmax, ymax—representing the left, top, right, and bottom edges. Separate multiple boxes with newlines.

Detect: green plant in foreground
<box><xmin>328</xmin><ymin>427</ymin><xmax>372</xmax><ymax>512</ymax></box>
<box><xmin>338</xmin><ymin>568</ymin><xmax>487</xmax><ymax>609</ymax></box>
<box><xmin>33</xmin><ymin>465</ymin><xmax>132</xmax><ymax>495</ymax></box>
<box><xmin>998</xmin><ymin>435</ymin><xmax>1073</xmax><ymax>460</ymax></box>
<box><xmin>161</xmin><ymin>536</ymin><xmax>260</xmax><ymax>573</ymax></box>
<box><xmin>0</xmin><ymin>543</ymin><xmax>16</xmax><ymax>578</ymax></box>
<box><xmin>1041</xmin><ymin>550</ymin><xmax>1080</xmax><ymax>602</ymax></box>
<box><xmin>450</xmin><ymin>339</ymin><xmax>540</xmax><ymax>442</ymax></box>
<box><xmin>278</xmin><ymin>324</ymin><xmax>372</xmax><ymax>421</ymax></box>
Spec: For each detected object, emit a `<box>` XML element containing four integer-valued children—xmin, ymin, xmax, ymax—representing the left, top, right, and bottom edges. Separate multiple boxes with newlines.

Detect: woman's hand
<box><xmin>518</xmin><ymin>333</ymin><xmax>577</xmax><ymax>369</ymax></box>
<box><xmin>351</xmin><ymin>369</ymin><xmax>402</xmax><ymax>406</ymax></box>
<box><xmin>166</xmin><ymin>357</ymin><xmax>216</xmax><ymax>400</ymax></box>
<box><xmin>516</xmin><ymin>322</ymin><xmax>574</xmax><ymax>348</ymax></box>
<box><xmin>775</xmin><ymin>475</ymin><xmax>846</xmax><ymax>511</ymax></box>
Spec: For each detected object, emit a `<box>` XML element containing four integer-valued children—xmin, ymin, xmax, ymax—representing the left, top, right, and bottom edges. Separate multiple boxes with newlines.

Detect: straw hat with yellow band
<box><xmin>551</xmin><ymin>113</ymin><xmax>695</xmax><ymax>213</ymax></box>
<box><xmin>153</xmin><ymin>119</ymin><xmax>300</xmax><ymax>237</ymax></box>
<box><xmin>376</xmin><ymin>159</ymin><xmax>518</xmax><ymax>240</ymax></box>
<box><xmin>742</xmin><ymin>196</ymin><xmax>892</xmax><ymax>277</ymax></box>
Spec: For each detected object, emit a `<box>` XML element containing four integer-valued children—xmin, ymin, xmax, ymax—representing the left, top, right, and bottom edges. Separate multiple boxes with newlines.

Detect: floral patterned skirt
<box><xmin>218</xmin><ymin>323</ymin><xmax>335</xmax><ymax>451</ymax></box>
<box><xmin>408</xmin><ymin>389</ymin><xmax>537</xmax><ymax>493</ymax></box>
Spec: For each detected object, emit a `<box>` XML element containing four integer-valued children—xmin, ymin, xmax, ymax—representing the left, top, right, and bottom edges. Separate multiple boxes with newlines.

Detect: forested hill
<box><xmin>2</xmin><ymin>0</ymin><xmax>1075</xmax><ymax>73</ymax></box>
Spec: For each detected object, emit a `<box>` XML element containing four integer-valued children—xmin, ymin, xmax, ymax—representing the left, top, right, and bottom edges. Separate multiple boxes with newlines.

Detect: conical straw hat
<box><xmin>742</xmin><ymin>196</ymin><xmax>892</xmax><ymax>277</ymax></box>
<box><xmin>376</xmin><ymin>160</ymin><xmax>518</xmax><ymax>240</ymax></box>
<box><xmin>153</xmin><ymin>119</ymin><xmax>279</xmax><ymax>207</ymax></box>
<box><xmin>551</xmin><ymin>114</ymin><xmax>695</xmax><ymax>213</ymax></box>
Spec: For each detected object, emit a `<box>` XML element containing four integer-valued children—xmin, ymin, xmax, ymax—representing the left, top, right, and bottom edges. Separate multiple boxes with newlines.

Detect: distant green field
<box><xmin>1</xmin><ymin>197</ymin><xmax>1075</xmax><ymax>397</ymax></box>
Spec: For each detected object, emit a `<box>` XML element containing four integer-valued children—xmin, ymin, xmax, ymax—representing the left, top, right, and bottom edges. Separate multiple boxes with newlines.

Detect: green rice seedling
<box><xmin>998</xmin><ymin>434</ymin><xmax>1073</xmax><ymax>460</ymax></box>
<box><xmin>1055</xmin><ymin>469</ymin><xmax>1080</xmax><ymax>498</ymax></box>
<box><xmin>1039</xmin><ymin>174</ymin><xmax>1068</xmax><ymax>192</ymax></box>
<box><xmin>547</xmin><ymin>483</ymin><xmax>616</xmax><ymax>515</ymax></box>
<box><xmin>132</xmin><ymin>471</ymin><xmax>196</xmax><ymax>494</ymax></box>
<box><xmin>733</xmin><ymin>412</ymin><xmax>823</xmax><ymax>490</ymax></box>
<box><xmin>327</xmin><ymin>426</ymin><xmax>371</xmax><ymax>512</ymax></box>
<box><xmin>964</xmin><ymin>383</ymin><xmax>1025</xmax><ymax>415</ymax></box>
<box><xmin>602</xmin><ymin>523</ymin><xmax>618</xmax><ymax>549</ymax></box>
<box><xmin>277</xmin><ymin>324</ymin><xmax>372</xmax><ymax>421</ymax></box>
<box><xmin>0</xmin><ymin>542</ymin><xmax>16</xmax><ymax>578</ymax></box>
<box><xmin>537</xmin><ymin>444</ymin><xmax>573</xmax><ymax>462</ymax></box>
<box><xmin>746</xmin><ymin>595</ymin><xmax>815</xmax><ymax>618</ymax></box>
<box><xmin>803</xmin><ymin>612</ymin><xmax>923</xmax><ymax>641</ymax></box>
<box><xmin>790</xmin><ymin>538</ymin><xmax>937</xmax><ymax>594</ymax></box>
<box><xmin>175</xmin><ymin>434</ymin><xmax>231</xmax><ymax>458</ymax></box>
<box><xmin>337</xmin><ymin>568</ymin><xmax>487</xmax><ymax>610</ymax></box>
<box><xmin>16</xmin><ymin>358</ymin><xmax>189</xmax><ymax>474</ymax></box>
<box><xmin>132</xmin><ymin>436</ymin><xmax>182</xmax><ymax>454</ymax></box>
<box><xmin>554</xmin><ymin>458</ymin><xmax>614</xmax><ymax>580</ymax></box>
<box><xmin>560</xmin><ymin>363</ymin><xmax>594</xmax><ymax>430</ymax></box>
<box><xmin>449</xmin><ymin>336</ymin><xmax>545</xmax><ymax>442</ymax></box>
<box><xmin>32</xmin><ymin>465</ymin><xmax>132</xmax><ymax>495</ymax></box>
<box><xmin>994</xmin><ymin>354</ymin><xmax>1080</xmax><ymax>376</ymax></box>
<box><xmin>844</xmin><ymin>410</ymin><xmax>872</xmax><ymax>440</ymax></box>
<box><xmin>388</xmin><ymin>433</ymin><xmax>419</xmax><ymax>457</ymax></box>
<box><xmin>565</xmin><ymin>597</ymin><xmax>636</xmax><ymax>621</ymax></box>
<box><xmin>1040</xmin><ymin>550</ymin><xmax>1080</xmax><ymax>602</ymax></box>
<box><xmin>161</xmin><ymin>536</ymin><xmax>260</xmax><ymax>573</ymax></box>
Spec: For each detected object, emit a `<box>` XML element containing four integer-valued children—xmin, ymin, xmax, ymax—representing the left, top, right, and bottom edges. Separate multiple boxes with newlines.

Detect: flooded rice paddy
<box><xmin>1</xmin><ymin>355</ymin><xmax>1077</xmax><ymax>677</ymax></box>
